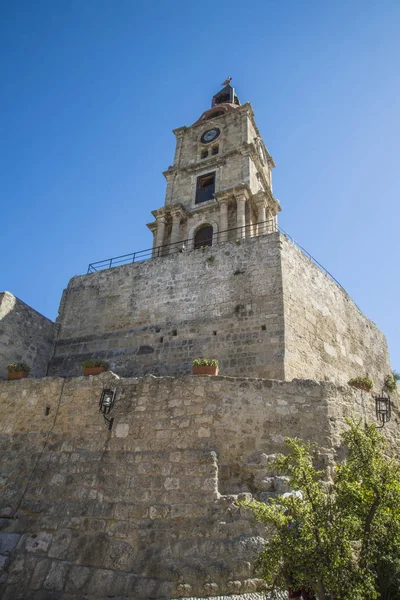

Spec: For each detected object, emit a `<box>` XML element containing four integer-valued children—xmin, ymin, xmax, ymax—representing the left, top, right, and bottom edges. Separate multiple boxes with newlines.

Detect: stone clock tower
<box><xmin>147</xmin><ymin>83</ymin><xmax>281</xmax><ymax>251</ymax></box>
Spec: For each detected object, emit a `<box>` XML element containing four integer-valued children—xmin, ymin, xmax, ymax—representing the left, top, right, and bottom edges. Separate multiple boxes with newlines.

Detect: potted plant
<box><xmin>82</xmin><ymin>359</ymin><xmax>109</xmax><ymax>376</ymax></box>
<box><xmin>192</xmin><ymin>358</ymin><xmax>219</xmax><ymax>376</ymax></box>
<box><xmin>8</xmin><ymin>363</ymin><xmax>30</xmax><ymax>380</ymax></box>
<box><xmin>348</xmin><ymin>376</ymin><xmax>373</xmax><ymax>392</ymax></box>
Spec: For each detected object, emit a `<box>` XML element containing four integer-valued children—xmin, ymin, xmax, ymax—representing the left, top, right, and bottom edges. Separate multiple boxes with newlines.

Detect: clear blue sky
<box><xmin>1</xmin><ymin>0</ymin><xmax>399</xmax><ymax>370</ymax></box>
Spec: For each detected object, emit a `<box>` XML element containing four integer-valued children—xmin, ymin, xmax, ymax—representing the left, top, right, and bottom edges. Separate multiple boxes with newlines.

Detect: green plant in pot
<box><xmin>192</xmin><ymin>358</ymin><xmax>219</xmax><ymax>376</ymax></box>
<box><xmin>348</xmin><ymin>375</ymin><xmax>373</xmax><ymax>392</ymax></box>
<box><xmin>82</xmin><ymin>359</ymin><xmax>109</xmax><ymax>376</ymax></box>
<box><xmin>8</xmin><ymin>363</ymin><xmax>30</xmax><ymax>380</ymax></box>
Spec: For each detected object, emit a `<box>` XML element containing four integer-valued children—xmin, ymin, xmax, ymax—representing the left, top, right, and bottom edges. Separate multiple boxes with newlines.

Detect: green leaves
<box><xmin>384</xmin><ymin>372</ymin><xmax>399</xmax><ymax>393</ymax></box>
<box><xmin>81</xmin><ymin>359</ymin><xmax>109</xmax><ymax>368</ymax></box>
<box><xmin>7</xmin><ymin>362</ymin><xmax>30</xmax><ymax>373</ymax></box>
<box><xmin>348</xmin><ymin>376</ymin><xmax>373</xmax><ymax>392</ymax></box>
<box><xmin>192</xmin><ymin>358</ymin><xmax>219</xmax><ymax>367</ymax></box>
<box><xmin>240</xmin><ymin>420</ymin><xmax>400</xmax><ymax>600</ymax></box>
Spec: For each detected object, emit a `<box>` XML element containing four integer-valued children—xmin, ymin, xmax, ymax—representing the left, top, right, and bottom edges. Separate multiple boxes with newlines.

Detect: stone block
<box><xmin>0</xmin><ymin>533</ymin><xmax>21</xmax><ymax>554</ymax></box>
<box><xmin>25</xmin><ymin>532</ymin><xmax>52</xmax><ymax>554</ymax></box>
<box><xmin>43</xmin><ymin>561</ymin><xmax>69</xmax><ymax>591</ymax></box>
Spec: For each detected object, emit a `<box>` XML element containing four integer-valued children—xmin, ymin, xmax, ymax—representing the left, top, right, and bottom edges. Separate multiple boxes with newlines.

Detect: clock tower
<box><xmin>147</xmin><ymin>83</ymin><xmax>281</xmax><ymax>252</ymax></box>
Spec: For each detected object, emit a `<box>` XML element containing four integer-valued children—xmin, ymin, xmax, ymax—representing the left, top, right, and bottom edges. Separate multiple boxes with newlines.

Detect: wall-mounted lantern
<box><xmin>99</xmin><ymin>387</ymin><xmax>116</xmax><ymax>431</ymax></box>
<box><xmin>375</xmin><ymin>391</ymin><xmax>391</xmax><ymax>427</ymax></box>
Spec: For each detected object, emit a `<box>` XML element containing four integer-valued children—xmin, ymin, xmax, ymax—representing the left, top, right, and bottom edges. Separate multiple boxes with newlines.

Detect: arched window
<box><xmin>194</xmin><ymin>225</ymin><xmax>213</xmax><ymax>249</ymax></box>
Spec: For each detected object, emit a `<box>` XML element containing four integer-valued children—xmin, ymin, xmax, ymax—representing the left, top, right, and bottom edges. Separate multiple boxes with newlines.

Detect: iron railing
<box><xmin>87</xmin><ymin>220</ymin><xmax>277</xmax><ymax>273</ymax></box>
<box><xmin>86</xmin><ymin>220</ymin><xmax>346</xmax><ymax>295</ymax></box>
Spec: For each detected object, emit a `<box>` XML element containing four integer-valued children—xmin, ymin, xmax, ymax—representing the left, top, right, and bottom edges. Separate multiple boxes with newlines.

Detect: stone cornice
<box><xmin>172</xmin><ymin>126</ymin><xmax>187</xmax><ymax>137</ymax></box>
<box><xmin>214</xmin><ymin>189</ymin><xmax>234</xmax><ymax>205</ymax></box>
<box><xmin>189</xmin><ymin>199</ymin><xmax>218</xmax><ymax>215</ymax></box>
<box><xmin>163</xmin><ymin>167</ymin><xmax>177</xmax><ymax>181</ymax></box>
<box><xmin>151</xmin><ymin>207</ymin><xmax>170</xmax><ymax>222</ymax></box>
<box><xmin>232</xmin><ymin>184</ymin><xmax>251</xmax><ymax>200</ymax></box>
<box><xmin>252</xmin><ymin>191</ymin><xmax>268</xmax><ymax>208</ymax></box>
<box><xmin>170</xmin><ymin>204</ymin><xmax>187</xmax><ymax>220</ymax></box>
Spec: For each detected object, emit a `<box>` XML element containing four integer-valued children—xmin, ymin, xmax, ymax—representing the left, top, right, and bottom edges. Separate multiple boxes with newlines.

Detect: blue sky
<box><xmin>1</xmin><ymin>0</ymin><xmax>399</xmax><ymax>369</ymax></box>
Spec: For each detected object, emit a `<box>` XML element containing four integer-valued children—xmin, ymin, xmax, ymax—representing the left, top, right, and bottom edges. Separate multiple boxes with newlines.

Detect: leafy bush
<box><xmin>384</xmin><ymin>371</ymin><xmax>400</xmax><ymax>393</ymax></box>
<box><xmin>348</xmin><ymin>376</ymin><xmax>373</xmax><ymax>391</ymax></box>
<box><xmin>239</xmin><ymin>420</ymin><xmax>400</xmax><ymax>600</ymax></box>
<box><xmin>82</xmin><ymin>359</ymin><xmax>109</xmax><ymax>369</ymax></box>
<box><xmin>192</xmin><ymin>358</ymin><xmax>219</xmax><ymax>367</ymax></box>
<box><xmin>8</xmin><ymin>363</ymin><xmax>30</xmax><ymax>373</ymax></box>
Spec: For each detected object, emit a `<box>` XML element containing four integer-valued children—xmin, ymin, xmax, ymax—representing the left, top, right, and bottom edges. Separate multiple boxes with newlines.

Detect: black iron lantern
<box><xmin>375</xmin><ymin>391</ymin><xmax>391</xmax><ymax>427</ymax></box>
<box><xmin>99</xmin><ymin>388</ymin><xmax>116</xmax><ymax>430</ymax></box>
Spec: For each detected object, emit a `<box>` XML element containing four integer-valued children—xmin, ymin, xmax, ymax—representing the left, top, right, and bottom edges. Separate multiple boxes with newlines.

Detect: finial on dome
<box><xmin>211</xmin><ymin>81</ymin><xmax>240</xmax><ymax>108</ymax></box>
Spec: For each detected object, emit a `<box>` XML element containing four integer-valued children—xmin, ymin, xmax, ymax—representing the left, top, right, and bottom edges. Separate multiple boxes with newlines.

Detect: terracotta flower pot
<box><xmin>350</xmin><ymin>383</ymin><xmax>372</xmax><ymax>392</ymax></box>
<box><xmin>83</xmin><ymin>367</ymin><xmax>107</xmax><ymax>376</ymax></box>
<box><xmin>8</xmin><ymin>371</ymin><xmax>29</xmax><ymax>380</ymax></box>
<box><xmin>192</xmin><ymin>365</ymin><xmax>219</xmax><ymax>376</ymax></box>
<box><xmin>357</xmin><ymin>384</ymin><xmax>372</xmax><ymax>392</ymax></box>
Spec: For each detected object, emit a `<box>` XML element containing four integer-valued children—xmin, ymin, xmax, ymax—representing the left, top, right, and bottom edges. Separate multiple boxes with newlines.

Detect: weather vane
<box><xmin>221</xmin><ymin>77</ymin><xmax>232</xmax><ymax>86</ymax></box>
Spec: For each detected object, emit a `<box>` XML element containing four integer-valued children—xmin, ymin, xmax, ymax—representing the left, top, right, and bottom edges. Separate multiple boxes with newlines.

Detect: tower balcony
<box><xmin>87</xmin><ymin>219</ymin><xmax>278</xmax><ymax>274</ymax></box>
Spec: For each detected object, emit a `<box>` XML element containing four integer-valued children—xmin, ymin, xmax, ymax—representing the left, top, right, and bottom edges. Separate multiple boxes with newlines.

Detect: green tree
<box><xmin>241</xmin><ymin>420</ymin><xmax>400</xmax><ymax>600</ymax></box>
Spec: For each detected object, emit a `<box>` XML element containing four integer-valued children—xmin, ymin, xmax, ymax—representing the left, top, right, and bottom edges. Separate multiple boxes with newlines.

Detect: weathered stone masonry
<box><xmin>0</xmin><ymin>82</ymin><xmax>396</xmax><ymax>600</ymax></box>
<box><xmin>48</xmin><ymin>233</ymin><xmax>391</xmax><ymax>387</ymax></box>
<box><xmin>0</xmin><ymin>292</ymin><xmax>55</xmax><ymax>380</ymax></box>
<box><xmin>1</xmin><ymin>373</ymin><xmax>399</xmax><ymax>599</ymax></box>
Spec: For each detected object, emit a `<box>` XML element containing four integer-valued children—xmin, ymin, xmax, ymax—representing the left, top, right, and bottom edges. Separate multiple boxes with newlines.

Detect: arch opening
<box><xmin>194</xmin><ymin>225</ymin><xmax>213</xmax><ymax>249</ymax></box>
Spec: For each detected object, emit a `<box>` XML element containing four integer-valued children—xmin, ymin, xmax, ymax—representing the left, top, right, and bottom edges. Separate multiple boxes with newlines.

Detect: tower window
<box><xmin>194</xmin><ymin>225</ymin><xmax>213</xmax><ymax>249</ymax></box>
<box><xmin>201</xmin><ymin>150</ymin><xmax>208</xmax><ymax>159</ymax></box>
<box><xmin>211</xmin><ymin>145</ymin><xmax>219</xmax><ymax>155</ymax></box>
<box><xmin>214</xmin><ymin>92</ymin><xmax>230</xmax><ymax>105</ymax></box>
<box><xmin>195</xmin><ymin>172</ymin><xmax>215</xmax><ymax>204</ymax></box>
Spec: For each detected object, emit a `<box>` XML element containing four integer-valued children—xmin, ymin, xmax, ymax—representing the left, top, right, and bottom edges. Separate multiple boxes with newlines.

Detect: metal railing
<box><xmin>87</xmin><ymin>220</ymin><xmax>277</xmax><ymax>273</ymax></box>
<box><xmin>86</xmin><ymin>220</ymin><xmax>346</xmax><ymax>295</ymax></box>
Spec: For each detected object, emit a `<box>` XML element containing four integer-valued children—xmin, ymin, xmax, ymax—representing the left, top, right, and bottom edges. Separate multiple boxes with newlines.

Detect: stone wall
<box><xmin>280</xmin><ymin>239</ymin><xmax>392</xmax><ymax>387</ymax></box>
<box><xmin>0</xmin><ymin>292</ymin><xmax>55</xmax><ymax>379</ymax></box>
<box><xmin>48</xmin><ymin>233</ymin><xmax>391</xmax><ymax>388</ymax></box>
<box><xmin>1</xmin><ymin>373</ymin><xmax>399</xmax><ymax>600</ymax></box>
<box><xmin>48</xmin><ymin>234</ymin><xmax>286</xmax><ymax>381</ymax></box>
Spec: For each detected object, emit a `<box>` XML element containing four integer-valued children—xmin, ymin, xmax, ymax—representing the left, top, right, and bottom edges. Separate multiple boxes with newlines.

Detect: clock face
<box><xmin>201</xmin><ymin>128</ymin><xmax>220</xmax><ymax>144</ymax></box>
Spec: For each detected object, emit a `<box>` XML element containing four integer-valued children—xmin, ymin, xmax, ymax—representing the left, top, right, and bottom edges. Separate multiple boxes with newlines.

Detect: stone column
<box><xmin>218</xmin><ymin>198</ymin><xmax>229</xmax><ymax>242</ymax></box>
<box><xmin>236</xmin><ymin>194</ymin><xmax>246</xmax><ymax>239</ymax></box>
<box><xmin>169</xmin><ymin>206</ymin><xmax>186</xmax><ymax>254</ymax></box>
<box><xmin>256</xmin><ymin>200</ymin><xmax>267</xmax><ymax>235</ymax></box>
<box><xmin>154</xmin><ymin>216</ymin><xmax>167</xmax><ymax>256</ymax></box>
<box><xmin>266</xmin><ymin>208</ymin><xmax>275</xmax><ymax>233</ymax></box>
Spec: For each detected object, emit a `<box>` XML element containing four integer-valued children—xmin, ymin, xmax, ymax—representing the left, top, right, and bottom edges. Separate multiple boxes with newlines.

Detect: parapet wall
<box><xmin>0</xmin><ymin>292</ymin><xmax>55</xmax><ymax>379</ymax></box>
<box><xmin>1</xmin><ymin>373</ymin><xmax>398</xmax><ymax>600</ymax></box>
<box><xmin>49</xmin><ymin>234</ymin><xmax>286</xmax><ymax>380</ymax></box>
<box><xmin>48</xmin><ymin>233</ymin><xmax>391</xmax><ymax>387</ymax></box>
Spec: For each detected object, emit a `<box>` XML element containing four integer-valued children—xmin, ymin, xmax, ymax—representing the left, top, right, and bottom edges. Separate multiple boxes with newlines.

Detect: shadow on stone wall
<box><xmin>0</xmin><ymin>291</ymin><xmax>55</xmax><ymax>380</ymax></box>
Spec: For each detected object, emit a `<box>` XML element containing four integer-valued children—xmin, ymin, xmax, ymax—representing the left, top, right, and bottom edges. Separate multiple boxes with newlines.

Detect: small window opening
<box><xmin>261</xmin><ymin>325</ymin><xmax>266</xmax><ymax>331</ymax></box>
<box><xmin>215</xmin><ymin>92</ymin><xmax>230</xmax><ymax>105</ymax></box>
<box><xmin>172</xmin><ymin>329</ymin><xmax>177</xmax><ymax>336</ymax></box>
<box><xmin>201</xmin><ymin>150</ymin><xmax>208</xmax><ymax>159</ymax></box>
<box><xmin>213</xmin><ymin>331</ymin><xmax>217</xmax><ymax>336</ymax></box>
<box><xmin>211</xmin><ymin>145</ymin><xmax>219</xmax><ymax>156</ymax></box>
<box><xmin>160</xmin><ymin>337</ymin><xmax>164</xmax><ymax>343</ymax></box>
<box><xmin>194</xmin><ymin>225</ymin><xmax>213</xmax><ymax>249</ymax></box>
<box><xmin>45</xmin><ymin>406</ymin><xmax>51</xmax><ymax>416</ymax></box>
<box><xmin>196</xmin><ymin>172</ymin><xmax>215</xmax><ymax>204</ymax></box>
